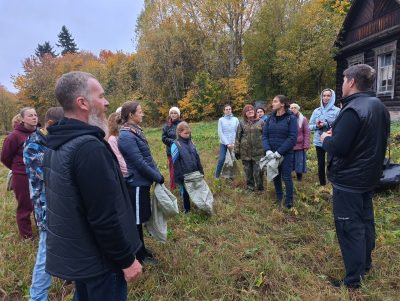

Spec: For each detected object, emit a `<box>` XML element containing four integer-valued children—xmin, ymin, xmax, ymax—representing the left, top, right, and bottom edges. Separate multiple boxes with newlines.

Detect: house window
<box><xmin>347</xmin><ymin>53</ymin><xmax>364</xmax><ymax>66</ymax></box>
<box><xmin>374</xmin><ymin>41</ymin><xmax>396</xmax><ymax>98</ymax></box>
<box><xmin>377</xmin><ymin>53</ymin><xmax>394</xmax><ymax>94</ymax></box>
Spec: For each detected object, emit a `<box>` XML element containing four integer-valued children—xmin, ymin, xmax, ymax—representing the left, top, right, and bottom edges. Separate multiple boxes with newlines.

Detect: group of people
<box><xmin>0</xmin><ymin>64</ymin><xmax>390</xmax><ymax>300</ymax></box>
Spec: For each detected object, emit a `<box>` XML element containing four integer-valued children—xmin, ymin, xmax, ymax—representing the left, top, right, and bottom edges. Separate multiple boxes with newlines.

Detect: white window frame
<box><xmin>374</xmin><ymin>41</ymin><xmax>397</xmax><ymax>98</ymax></box>
<box><xmin>346</xmin><ymin>53</ymin><xmax>364</xmax><ymax>66</ymax></box>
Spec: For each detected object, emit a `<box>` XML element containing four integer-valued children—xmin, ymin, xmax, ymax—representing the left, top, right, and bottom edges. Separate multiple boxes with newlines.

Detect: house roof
<box><xmin>335</xmin><ymin>0</ymin><xmax>400</xmax><ymax>51</ymax></box>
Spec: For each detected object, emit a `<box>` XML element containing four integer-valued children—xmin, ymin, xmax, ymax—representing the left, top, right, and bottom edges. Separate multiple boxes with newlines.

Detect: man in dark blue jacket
<box><xmin>44</xmin><ymin>71</ymin><xmax>143</xmax><ymax>300</ymax></box>
<box><xmin>321</xmin><ymin>64</ymin><xmax>390</xmax><ymax>289</ymax></box>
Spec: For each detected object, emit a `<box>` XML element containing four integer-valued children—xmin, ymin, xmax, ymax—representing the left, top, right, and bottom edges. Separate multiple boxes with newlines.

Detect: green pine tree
<box><xmin>57</xmin><ymin>25</ymin><xmax>79</xmax><ymax>55</ymax></box>
<box><xmin>35</xmin><ymin>41</ymin><xmax>57</xmax><ymax>58</ymax></box>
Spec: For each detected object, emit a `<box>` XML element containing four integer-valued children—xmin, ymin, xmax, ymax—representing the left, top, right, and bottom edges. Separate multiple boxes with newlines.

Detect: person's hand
<box><xmin>122</xmin><ymin>259</ymin><xmax>142</xmax><ymax>282</ymax></box>
<box><xmin>266</xmin><ymin>150</ymin><xmax>274</xmax><ymax>160</ymax></box>
<box><xmin>317</xmin><ymin>120</ymin><xmax>324</xmax><ymax>129</ymax></box>
<box><xmin>273</xmin><ymin>151</ymin><xmax>281</xmax><ymax>158</ymax></box>
<box><xmin>320</xmin><ymin>130</ymin><xmax>332</xmax><ymax>142</ymax></box>
<box><xmin>227</xmin><ymin>144</ymin><xmax>234</xmax><ymax>150</ymax></box>
<box><xmin>158</xmin><ymin>175</ymin><xmax>165</xmax><ymax>184</ymax></box>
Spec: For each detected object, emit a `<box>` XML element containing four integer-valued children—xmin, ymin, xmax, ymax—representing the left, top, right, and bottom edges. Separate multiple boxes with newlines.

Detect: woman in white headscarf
<box><xmin>309</xmin><ymin>89</ymin><xmax>340</xmax><ymax>185</ymax></box>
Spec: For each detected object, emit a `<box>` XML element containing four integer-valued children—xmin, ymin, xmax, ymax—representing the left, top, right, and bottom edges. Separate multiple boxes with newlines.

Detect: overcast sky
<box><xmin>0</xmin><ymin>0</ymin><xmax>144</xmax><ymax>93</ymax></box>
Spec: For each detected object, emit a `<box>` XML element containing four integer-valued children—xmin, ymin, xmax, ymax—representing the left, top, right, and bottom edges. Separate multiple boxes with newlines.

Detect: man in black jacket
<box><xmin>44</xmin><ymin>71</ymin><xmax>142</xmax><ymax>300</ymax></box>
<box><xmin>321</xmin><ymin>64</ymin><xmax>390</xmax><ymax>288</ymax></box>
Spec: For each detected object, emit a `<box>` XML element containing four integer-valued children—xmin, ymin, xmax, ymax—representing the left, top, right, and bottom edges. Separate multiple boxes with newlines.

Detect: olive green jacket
<box><xmin>235</xmin><ymin>119</ymin><xmax>265</xmax><ymax>161</ymax></box>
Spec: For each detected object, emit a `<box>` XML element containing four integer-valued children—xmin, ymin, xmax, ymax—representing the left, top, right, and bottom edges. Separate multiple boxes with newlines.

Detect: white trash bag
<box><xmin>184</xmin><ymin>171</ymin><xmax>214</xmax><ymax>215</ymax></box>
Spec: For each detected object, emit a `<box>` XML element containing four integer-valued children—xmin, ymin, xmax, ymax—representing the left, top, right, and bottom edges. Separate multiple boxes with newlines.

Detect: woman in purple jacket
<box><xmin>289</xmin><ymin>103</ymin><xmax>310</xmax><ymax>181</ymax></box>
<box><xmin>1</xmin><ymin>107</ymin><xmax>38</xmax><ymax>239</ymax></box>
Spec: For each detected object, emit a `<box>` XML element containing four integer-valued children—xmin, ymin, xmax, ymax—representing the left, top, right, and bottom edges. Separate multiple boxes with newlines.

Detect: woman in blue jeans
<box><xmin>215</xmin><ymin>104</ymin><xmax>239</xmax><ymax>178</ymax></box>
<box><xmin>262</xmin><ymin>95</ymin><xmax>297</xmax><ymax>208</ymax></box>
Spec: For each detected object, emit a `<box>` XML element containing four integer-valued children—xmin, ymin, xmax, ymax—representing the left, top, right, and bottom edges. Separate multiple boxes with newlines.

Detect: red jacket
<box><xmin>1</xmin><ymin>124</ymin><xmax>35</xmax><ymax>175</ymax></box>
<box><xmin>293</xmin><ymin>114</ymin><xmax>310</xmax><ymax>151</ymax></box>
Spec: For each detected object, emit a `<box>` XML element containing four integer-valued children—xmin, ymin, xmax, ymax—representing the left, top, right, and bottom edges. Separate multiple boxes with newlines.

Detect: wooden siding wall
<box><xmin>335</xmin><ymin>40</ymin><xmax>400</xmax><ymax>109</ymax></box>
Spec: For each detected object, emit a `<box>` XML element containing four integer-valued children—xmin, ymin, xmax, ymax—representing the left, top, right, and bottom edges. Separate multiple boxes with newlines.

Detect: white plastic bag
<box><xmin>145</xmin><ymin>184</ymin><xmax>179</xmax><ymax>242</ymax></box>
<box><xmin>145</xmin><ymin>195</ymin><xmax>167</xmax><ymax>242</ymax></box>
<box><xmin>221</xmin><ymin>149</ymin><xmax>240</xmax><ymax>179</ymax></box>
<box><xmin>184</xmin><ymin>171</ymin><xmax>214</xmax><ymax>215</ymax></box>
<box><xmin>154</xmin><ymin>183</ymin><xmax>179</xmax><ymax>218</ymax></box>
<box><xmin>6</xmin><ymin>170</ymin><xmax>13</xmax><ymax>191</ymax></box>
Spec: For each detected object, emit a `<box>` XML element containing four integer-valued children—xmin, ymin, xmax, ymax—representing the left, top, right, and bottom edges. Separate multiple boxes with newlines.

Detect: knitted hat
<box><xmin>169</xmin><ymin>107</ymin><xmax>180</xmax><ymax>116</ymax></box>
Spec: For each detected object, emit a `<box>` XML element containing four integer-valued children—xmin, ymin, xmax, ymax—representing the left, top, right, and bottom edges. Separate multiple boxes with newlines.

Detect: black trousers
<box><xmin>332</xmin><ymin>187</ymin><xmax>375</xmax><ymax>287</ymax></box>
<box><xmin>74</xmin><ymin>271</ymin><xmax>127</xmax><ymax>301</ymax></box>
<box><xmin>315</xmin><ymin>146</ymin><xmax>326</xmax><ymax>185</ymax></box>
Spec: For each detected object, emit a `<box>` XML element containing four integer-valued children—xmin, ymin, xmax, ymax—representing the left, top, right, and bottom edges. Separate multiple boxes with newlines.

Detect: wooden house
<box><xmin>335</xmin><ymin>0</ymin><xmax>400</xmax><ymax>111</ymax></box>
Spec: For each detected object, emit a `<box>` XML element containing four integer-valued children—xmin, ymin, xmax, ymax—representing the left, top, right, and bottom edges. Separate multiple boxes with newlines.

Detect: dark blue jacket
<box><xmin>171</xmin><ymin>137</ymin><xmax>204</xmax><ymax>183</ymax></box>
<box><xmin>162</xmin><ymin>119</ymin><xmax>181</xmax><ymax>156</ymax></box>
<box><xmin>118</xmin><ymin>125</ymin><xmax>163</xmax><ymax>187</ymax></box>
<box><xmin>262</xmin><ymin>110</ymin><xmax>298</xmax><ymax>155</ymax></box>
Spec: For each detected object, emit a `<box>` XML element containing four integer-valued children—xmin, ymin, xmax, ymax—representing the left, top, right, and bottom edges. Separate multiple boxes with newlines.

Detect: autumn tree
<box><xmin>57</xmin><ymin>25</ymin><xmax>79</xmax><ymax>55</ymax></box>
<box><xmin>243</xmin><ymin>0</ymin><xmax>306</xmax><ymax>100</ymax></box>
<box><xmin>273</xmin><ymin>0</ymin><xmax>345</xmax><ymax>98</ymax></box>
<box><xmin>135</xmin><ymin>0</ymin><xmax>260</xmax><ymax>120</ymax></box>
<box><xmin>0</xmin><ymin>85</ymin><xmax>19</xmax><ymax>133</ymax></box>
<box><xmin>35</xmin><ymin>41</ymin><xmax>57</xmax><ymax>58</ymax></box>
<box><xmin>13</xmin><ymin>51</ymin><xmax>139</xmax><ymax>117</ymax></box>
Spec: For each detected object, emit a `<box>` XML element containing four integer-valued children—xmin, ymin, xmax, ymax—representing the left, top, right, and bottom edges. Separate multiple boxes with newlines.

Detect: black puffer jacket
<box><xmin>44</xmin><ymin>118</ymin><xmax>141</xmax><ymax>280</ymax></box>
<box><xmin>327</xmin><ymin>92</ymin><xmax>390</xmax><ymax>191</ymax></box>
<box><xmin>162</xmin><ymin>119</ymin><xmax>181</xmax><ymax>156</ymax></box>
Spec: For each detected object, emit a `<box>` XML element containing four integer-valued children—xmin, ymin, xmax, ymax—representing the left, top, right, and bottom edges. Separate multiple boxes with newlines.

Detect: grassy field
<box><xmin>0</xmin><ymin>121</ymin><xmax>399</xmax><ymax>301</ymax></box>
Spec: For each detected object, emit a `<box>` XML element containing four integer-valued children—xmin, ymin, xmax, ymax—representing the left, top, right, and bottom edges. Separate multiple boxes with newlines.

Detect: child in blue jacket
<box><xmin>171</xmin><ymin>122</ymin><xmax>204</xmax><ymax>213</ymax></box>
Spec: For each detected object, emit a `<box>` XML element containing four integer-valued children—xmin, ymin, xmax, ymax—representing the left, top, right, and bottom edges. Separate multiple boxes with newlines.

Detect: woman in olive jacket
<box><xmin>235</xmin><ymin>104</ymin><xmax>265</xmax><ymax>191</ymax></box>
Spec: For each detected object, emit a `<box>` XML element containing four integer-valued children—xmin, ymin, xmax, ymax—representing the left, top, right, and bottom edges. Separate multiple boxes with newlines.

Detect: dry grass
<box><xmin>0</xmin><ymin>121</ymin><xmax>399</xmax><ymax>301</ymax></box>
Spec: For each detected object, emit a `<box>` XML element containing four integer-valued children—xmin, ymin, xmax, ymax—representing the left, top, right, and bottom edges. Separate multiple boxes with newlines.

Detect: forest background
<box><xmin>0</xmin><ymin>0</ymin><xmax>351</xmax><ymax>132</ymax></box>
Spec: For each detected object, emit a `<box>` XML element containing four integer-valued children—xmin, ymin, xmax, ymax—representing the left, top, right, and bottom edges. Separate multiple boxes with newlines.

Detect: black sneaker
<box><xmin>144</xmin><ymin>248</ymin><xmax>154</xmax><ymax>258</ymax></box>
<box><xmin>140</xmin><ymin>256</ymin><xmax>160</xmax><ymax>266</ymax></box>
<box><xmin>285</xmin><ymin>203</ymin><xmax>293</xmax><ymax>209</ymax></box>
<box><xmin>330</xmin><ymin>278</ymin><xmax>360</xmax><ymax>289</ymax></box>
<box><xmin>247</xmin><ymin>186</ymin><xmax>255</xmax><ymax>192</ymax></box>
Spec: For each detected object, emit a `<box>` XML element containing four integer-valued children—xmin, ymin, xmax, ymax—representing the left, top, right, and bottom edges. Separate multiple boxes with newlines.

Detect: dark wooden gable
<box><xmin>374</xmin><ymin>0</ymin><xmax>400</xmax><ymax>18</ymax></box>
<box><xmin>338</xmin><ymin>0</ymin><xmax>400</xmax><ymax>48</ymax></box>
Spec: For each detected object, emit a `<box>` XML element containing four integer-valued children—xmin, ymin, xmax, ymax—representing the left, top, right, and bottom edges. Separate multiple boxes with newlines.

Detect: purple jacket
<box><xmin>293</xmin><ymin>114</ymin><xmax>310</xmax><ymax>151</ymax></box>
<box><xmin>1</xmin><ymin>124</ymin><xmax>35</xmax><ymax>175</ymax></box>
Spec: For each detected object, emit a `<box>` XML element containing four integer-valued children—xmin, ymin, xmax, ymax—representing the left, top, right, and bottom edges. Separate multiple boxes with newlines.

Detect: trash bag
<box><xmin>375</xmin><ymin>163</ymin><xmax>400</xmax><ymax>192</ymax></box>
<box><xmin>154</xmin><ymin>183</ymin><xmax>179</xmax><ymax>218</ymax></box>
<box><xmin>145</xmin><ymin>184</ymin><xmax>179</xmax><ymax>242</ymax></box>
<box><xmin>184</xmin><ymin>171</ymin><xmax>214</xmax><ymax>214</ymax></box>
<box><xmin>259</xmin><ymin>155</ymin><xmax>284</xmax><ymax>182</ymax></box>
<box><xmin>221</xmin><ymin>149</ymin><xmax>240</xmax><ymax>179</ymax></box>
<box><xmin>6</xmin><ymin>171</ymin><xmax>13</xmax><ymax>191</ymax></box>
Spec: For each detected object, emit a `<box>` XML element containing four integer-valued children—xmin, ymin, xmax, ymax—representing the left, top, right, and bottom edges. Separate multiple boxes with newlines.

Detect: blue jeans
<box><xmin>215</xmin><ymin>144</ymin><xmax>228</xmax><ymax>178</ymax></box>
<box><xmin>74</xmin><ymin>271</ymin><xmax>127</xmax><ymax>301</ymax></box>
<box><xmin>273</xmin><ymin>153</ymin><xmax>294</xmax><ymax>206</ymax></box>
<box><xmin>29</xmin><ymin>231</ymin><xmax>51</xmax><ymax>301</ymax></box>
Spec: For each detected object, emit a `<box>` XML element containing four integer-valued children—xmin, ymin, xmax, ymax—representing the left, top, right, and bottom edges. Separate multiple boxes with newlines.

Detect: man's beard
<box><xmin>88</xmin><ymin>107</ymin><xmax>109</xmax><ymax>137</ymax></box>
